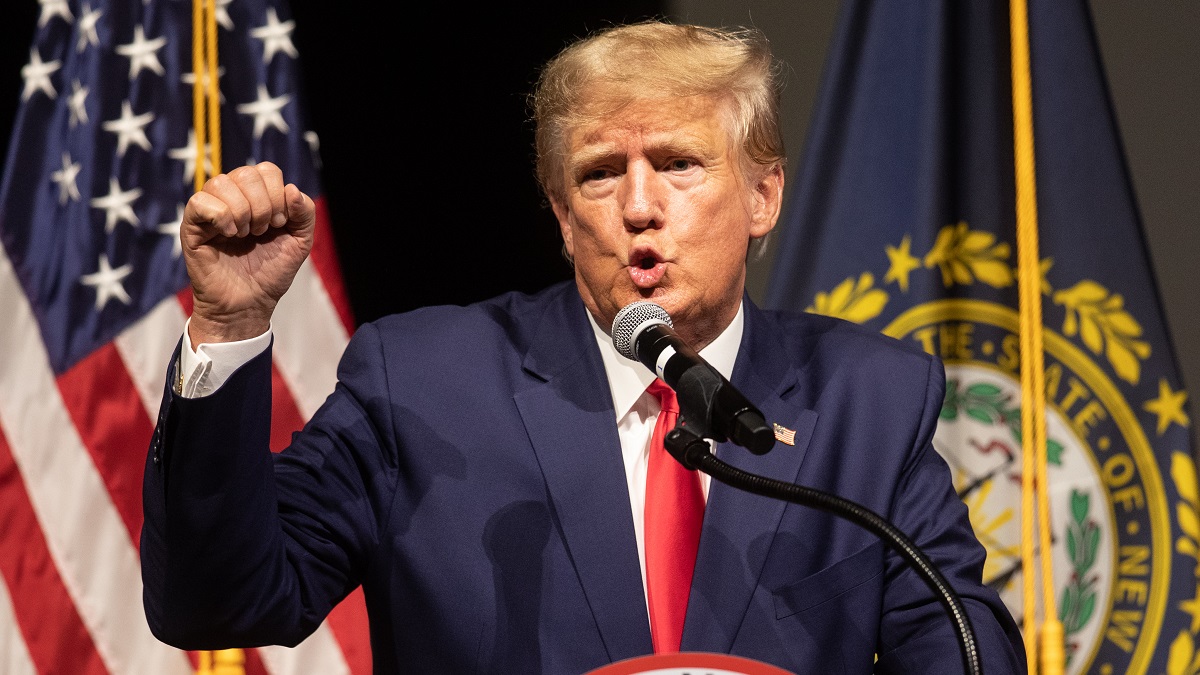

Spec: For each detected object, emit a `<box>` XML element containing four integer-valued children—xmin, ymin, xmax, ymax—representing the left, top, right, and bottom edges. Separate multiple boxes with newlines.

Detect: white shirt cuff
<box><xmin>177</xmin><ymin>319</ymin><xmax>273</xmax><ymax>398</ymax></box>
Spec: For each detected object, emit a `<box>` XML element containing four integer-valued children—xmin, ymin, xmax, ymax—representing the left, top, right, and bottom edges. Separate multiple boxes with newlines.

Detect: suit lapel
<box><xmin>682</xmin><ymin>301</ymin><xmax>819</xmax><ymax>653</ymax></box>
<box><xmin>513</xmin><ymin>290</ymin><xmax>653</xmax><ymax>660</ymax></box>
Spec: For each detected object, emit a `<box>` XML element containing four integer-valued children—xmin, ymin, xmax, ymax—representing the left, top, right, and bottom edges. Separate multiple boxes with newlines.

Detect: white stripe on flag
<box><xmin>0</xmin><ymin>571</ymin><xmax>36</xmax><ymax>675</ymax></box>
<box><xmin>113</xmin><ymin>296</ymin><xmax>188</xmax><ymax>420</ymax></box>
<box><xmin>254</xmin><ymin>624</ymin><xmax>351</xmax><ymax>675</ymax></box>
<box><xmin>0</xmin><ymin>247</ymin><xmax>192</xmax><ymax>675</ymax></box>
<box><xmin>271</xmin><ymin>258</ymin><xmax>350</xmax><ymax>418</ymax></box>
<box><xmin>258</xmin><ymin>625</ymin><xmax>351</xmax><ymax>675</ymax></box>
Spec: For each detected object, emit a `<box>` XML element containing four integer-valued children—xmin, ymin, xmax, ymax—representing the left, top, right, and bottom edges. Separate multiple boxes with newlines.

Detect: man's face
<box><xmin>551</xmin><ymin>93</ymin><xmax>783</xmax><ymax>349</ymax></box>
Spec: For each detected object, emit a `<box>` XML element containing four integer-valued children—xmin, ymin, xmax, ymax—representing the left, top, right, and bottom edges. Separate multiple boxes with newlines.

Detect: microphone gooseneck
<box><xmin>611</xmin><ymin>300</ymin><xmax>983</xmax><ymax>674</ymax></box>
<box><xmin>663</xmin><ymin>427</ymin><xmax>983</xmax><ymax>675</ymax></box>
<box><xmin>611</xmin><ymin>301</ymin><xmax>774</xmax><ymax>454</ymax></box>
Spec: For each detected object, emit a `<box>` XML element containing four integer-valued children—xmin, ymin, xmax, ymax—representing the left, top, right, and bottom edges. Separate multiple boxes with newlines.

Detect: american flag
<box><xmin>0</xmin><ymin>1</ymin><xmax>370</xmax><ymax>673</ymax></box>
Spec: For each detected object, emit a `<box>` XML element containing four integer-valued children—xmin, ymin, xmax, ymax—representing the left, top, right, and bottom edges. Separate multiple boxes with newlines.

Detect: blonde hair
<box><xmin>532</xmin><ymin>20</ymin><xmax>786</xmax><ymax>204</ymax></box>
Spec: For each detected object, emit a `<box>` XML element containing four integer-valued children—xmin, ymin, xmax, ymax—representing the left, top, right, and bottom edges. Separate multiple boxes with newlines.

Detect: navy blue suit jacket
<box><xmin>141</xmin><ymin>282</ymin><xmax>1024</xmax><ymax>673</ymax></box>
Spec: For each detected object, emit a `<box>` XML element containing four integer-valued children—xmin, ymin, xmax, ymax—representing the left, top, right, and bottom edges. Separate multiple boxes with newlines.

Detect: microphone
<box><xmin>611</xmin><ymin>301</ymin><xmax>775</xmax><ymax>454</ymax></box>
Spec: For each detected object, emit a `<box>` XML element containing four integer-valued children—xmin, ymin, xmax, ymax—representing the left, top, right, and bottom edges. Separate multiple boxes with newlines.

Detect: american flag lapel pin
<box><xmin>773</xmin><ymin>423</ymin><xmax>796</xmax><ymax>446</ymax></box>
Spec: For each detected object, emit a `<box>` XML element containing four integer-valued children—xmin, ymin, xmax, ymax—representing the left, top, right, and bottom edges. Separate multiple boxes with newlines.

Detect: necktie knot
<box><xmin>646</xmin><ymin>379</ymin><xmax>678</xmax><ymax>415</ymax></box>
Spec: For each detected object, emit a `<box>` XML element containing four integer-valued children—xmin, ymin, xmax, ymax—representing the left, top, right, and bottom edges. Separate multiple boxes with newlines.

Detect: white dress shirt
<box><xmin>586</xmin><ymin>304</ymin><xmax>742</xmax><ymax>610</ymax></box>
<box><xmin>177</xmin><ymin>302</ymin><xmax>745</xmax><ymax>609</ymax></box>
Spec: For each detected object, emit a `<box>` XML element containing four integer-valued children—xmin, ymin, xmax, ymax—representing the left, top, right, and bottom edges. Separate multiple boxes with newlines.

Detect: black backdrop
<box><xmin>286</xmin><ymin>2</ymin><xmax>663</xmax><ymax>324</ymax></box>
<box><xmin>0</xmin><ymin>1</ymin><xmax>663</xmax><ymax>327</ymax></box>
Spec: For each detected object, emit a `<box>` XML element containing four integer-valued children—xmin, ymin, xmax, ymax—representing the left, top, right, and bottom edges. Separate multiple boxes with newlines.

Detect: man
<box><xmin>142</xmin><ymin>21</ymin><xmax>1025</xmax><ymax>673</ymax></box>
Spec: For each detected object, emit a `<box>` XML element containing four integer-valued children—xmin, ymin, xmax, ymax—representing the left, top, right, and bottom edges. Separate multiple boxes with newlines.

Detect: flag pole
<box><xmin>191</xmin><ymin>0</ymin><xmax>238</xmax><ymax>671</ymax></box>
<box><xmin>1009</xmin><ymin>0</ymin><xmax>1064</xmax><ymax>673</ymax></box>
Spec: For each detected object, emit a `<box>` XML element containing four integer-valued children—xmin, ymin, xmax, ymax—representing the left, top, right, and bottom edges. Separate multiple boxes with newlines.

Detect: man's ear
<box><xmin>551</xmin><ymin>198</ymin><xmax>575</xmax><ymax>258</ymax></box>
<box><xmin>749</xmin><ymin>164</ymin><xmax>785</xmax><ymax>239</ymax></box>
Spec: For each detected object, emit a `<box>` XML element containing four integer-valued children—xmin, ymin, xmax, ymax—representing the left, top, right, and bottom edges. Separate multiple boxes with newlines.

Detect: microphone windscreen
<box><xmin>611</xmin><ymin>301</ymin><xmax>672</xmax><ymax>361</ymax></box>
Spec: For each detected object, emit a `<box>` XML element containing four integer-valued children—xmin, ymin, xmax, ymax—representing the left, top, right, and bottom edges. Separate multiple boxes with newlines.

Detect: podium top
<box><xmin>584</xmin><ymin>652</ymin><xmax>796</xmax><ymax>675</ymax></box>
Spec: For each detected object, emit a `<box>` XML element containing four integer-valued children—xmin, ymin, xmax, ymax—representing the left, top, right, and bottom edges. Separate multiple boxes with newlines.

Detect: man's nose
<box><xmin>621</xmin><ymin>162</ymin><xmax>664</xmax><ymax>230</ymax></box>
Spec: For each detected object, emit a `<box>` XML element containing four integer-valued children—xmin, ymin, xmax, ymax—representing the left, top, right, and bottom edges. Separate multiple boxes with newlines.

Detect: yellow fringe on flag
<box><xmin>1009</xmin><ymin>0</ymin><xmax>1064</xmax><ymax>673</ymax></box>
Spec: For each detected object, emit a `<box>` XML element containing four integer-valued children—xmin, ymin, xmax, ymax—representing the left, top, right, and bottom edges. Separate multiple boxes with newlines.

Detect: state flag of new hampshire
<box><xmin>766</xmin><ymin>0</ymin><xmax>1196</xmax><ymax>672</ymax></box>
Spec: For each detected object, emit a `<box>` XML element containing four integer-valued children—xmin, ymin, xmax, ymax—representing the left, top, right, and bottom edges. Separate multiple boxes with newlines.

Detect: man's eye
<box><xmin>666</xmin><ymin>158</ymin><xmax>695</xmax><ymax>171</ymax></box>
<box><xmin>582</xmin><ymin>169</ymin><xmax>610</xmax><ymax>182</ymax></box>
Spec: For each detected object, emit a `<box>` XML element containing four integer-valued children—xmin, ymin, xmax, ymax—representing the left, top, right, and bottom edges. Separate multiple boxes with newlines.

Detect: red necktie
<box><xmin>644</xmin><ymin>379</ymin><xmax>705</xmax><ymax>653</ymax></box>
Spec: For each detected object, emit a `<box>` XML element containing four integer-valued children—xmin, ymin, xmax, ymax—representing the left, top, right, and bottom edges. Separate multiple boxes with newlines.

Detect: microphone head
<box><xmin>611</xmin><ymin>301</ymin><xmax>672</xmax><ymax>362</ymax></box>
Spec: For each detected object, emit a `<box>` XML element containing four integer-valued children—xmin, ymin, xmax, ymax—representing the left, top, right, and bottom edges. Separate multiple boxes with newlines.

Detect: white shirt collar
<box><xmin>588</xmin><ymin>302</ymin><xmax>745</xmax><ymax>422</ymax></box>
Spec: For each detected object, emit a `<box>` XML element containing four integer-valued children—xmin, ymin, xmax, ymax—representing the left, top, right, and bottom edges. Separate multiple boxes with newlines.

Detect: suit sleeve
<box><xmin>873</xmin><ymin>355</ymin><xmax>1027</xmax><ymax>674</ymax></box>
<box><xmin>141</xmin><ymin>323</ymin><xmax>397</xmax><ymax>649</ymax></box>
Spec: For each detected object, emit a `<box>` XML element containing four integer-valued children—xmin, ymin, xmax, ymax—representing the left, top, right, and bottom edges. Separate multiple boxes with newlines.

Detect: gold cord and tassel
<box><xmin>1010</xmin><ymin>0</ymin><xmax>1065</xmax><ymax>672</ymax></box>
<box><xmin>191</xmin><ymin>0</ymin><xmax>221</xmax><ymax>191</ymax></box>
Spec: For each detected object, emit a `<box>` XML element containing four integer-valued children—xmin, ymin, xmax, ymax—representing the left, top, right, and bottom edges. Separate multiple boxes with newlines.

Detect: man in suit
<box><xmin>142</xmin><ymin>20</ymin><xmax>1025</xmax><ymax>673</ymax></box>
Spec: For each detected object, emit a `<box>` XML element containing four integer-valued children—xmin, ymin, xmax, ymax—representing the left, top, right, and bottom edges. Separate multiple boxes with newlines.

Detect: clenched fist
<box><xmin>179</xmin><ymin>161</ymin><xmax>315</xmax><ymax>347</ymax></box>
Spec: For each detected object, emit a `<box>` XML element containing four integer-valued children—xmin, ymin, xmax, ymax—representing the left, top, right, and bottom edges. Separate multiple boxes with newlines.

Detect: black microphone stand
<box><xmin>664</xmin><ymin>424</ymin><xmax>984</xmax><ymax>675</ymax></box>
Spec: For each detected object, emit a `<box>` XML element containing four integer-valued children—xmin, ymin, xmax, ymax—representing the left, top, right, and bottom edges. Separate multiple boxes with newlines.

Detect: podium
<box><xmin>585</xmin><ymin>652</ymin><xmax>795</xmax><ymax>675</ymax></box>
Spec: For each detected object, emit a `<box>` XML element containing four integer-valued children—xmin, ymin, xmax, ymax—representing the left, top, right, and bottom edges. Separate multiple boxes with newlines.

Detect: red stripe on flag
<box><xmin>176</xmin><ymin>287</ymin><xmax>194</xmax><ymax>318</ymax></box>
<box><xmin>182</xmin><ymin>649</ymin><xmax>271</xmax><ymax>675</ymax></box>
<box><xmin>327</xmin><ymin>587</ymin><xmax>372</xmax><ymax>675</ymax></box>
<box><xmin>56</xmin><ymin>343</ymin><xmax>153</xmax><ymax>544</ymax></box>
<box><xmin>244</xmin><ymin>649</ymin><xmax>270</xmax><ymax>675</ymax></box>
<box><xmin>0</xmin><ymin>424</ymin><xmax>108</xmax><ymax>675</ymax></box>
<box><xmin>310</xmin><ymin>196</ymin><xmax>355</xmax><ymax>335</ymax></box>
<box><xmin>269</xmin><ymin>362</ymin><xmax>307</xmax><ymax>454</ymax></box>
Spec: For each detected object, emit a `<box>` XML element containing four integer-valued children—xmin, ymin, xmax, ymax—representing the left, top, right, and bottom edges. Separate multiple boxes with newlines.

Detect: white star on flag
<box><xmin>304</xmin><ymin>130</ymin><xmax>322</xmax><ymax>169</ymax></box>
<box><xmin>115</xmin><ymin>25</ymin><xmax>166</xmax><ymax>79</ymax></box>
<box><xmin>77</xmin><ymin>4</ymin><xmax>103</xmax><ymax>53</ymax></box>
<box><xmin>215</xmin><ymin>0</ymin><xmax>235</xmax><ymax>30</ymax></box>
<box><xmin>79</xmin><ymin>254</ymin><xmax>133</xmax><ymax>310</ymax></box>
<box><xmin>50</xmin><ymin>152</ymin><xmax>82</xmax><ymax>204</ymax></box>
<box><xmin>157</xmin><ymin>205</ymin><xmax>186</xmax><ymax>258</ymax></box>
<box><xmin>251</xmin><ymin>7</ymin><xmax>298</xmax><ymax>63</ymax></box>
<box><xmin>89</xmin><ymin>177</ymin><xmax>143</xmax><ymax>232</ymax></box>
<box><xmin>237</xmin><ymin>84</ymin><xmax>291</xmax><ymax>139</ymax></box>
<box><xmin>180</xmin><ymin>66</ymin><xmax>226</xmax><ymax>103</ymax></box>
<box><xmin>20</xmin><ymin>48</ymin><xmax>60</xmax><ymax>101</ymax></box>
<box><xmin>102</xmin><ymin>100</ymin><xmax>155</xmax><ymax>157</ymax></box>
<box><xmin>68</xmin><ymin>79</ymin><xmax>89</xmax><ymax>127</ymax></box>
<box><xmin>168</xmin><ymin>129</ymin><xmax>214</xmax><ymax>186</ymax></box>
<box><xmin>37</xmin><ymin>0</ymin><xmax>72</xmax><ymax>28</ymax></box>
